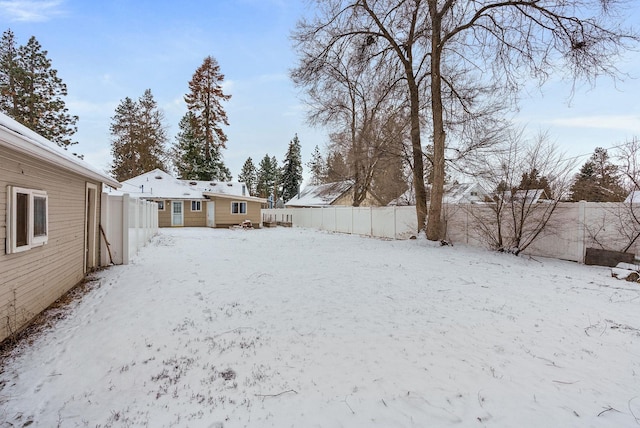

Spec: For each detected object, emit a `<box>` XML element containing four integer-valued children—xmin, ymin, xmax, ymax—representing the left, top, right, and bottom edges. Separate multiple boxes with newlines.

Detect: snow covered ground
<box><xmin>0</xmin><ymin>227</ymin><xmax>639</xmax><ymax>427</ymax></box>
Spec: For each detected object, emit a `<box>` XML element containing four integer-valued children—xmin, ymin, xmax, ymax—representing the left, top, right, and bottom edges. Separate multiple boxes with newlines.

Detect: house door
<box><xmin>85</xmin><ymin>183</ymin><xmax>98</xmax><ymax>272</ymax></box>
<box><xmin>171</xmin><ymin>201</ymin><xmax>183</xmax><ymax>226</ymax></box>
<box><xmin>206</xmin><ymin>201</ymin><xmax>215</xmax><ymax>227</ymax></box>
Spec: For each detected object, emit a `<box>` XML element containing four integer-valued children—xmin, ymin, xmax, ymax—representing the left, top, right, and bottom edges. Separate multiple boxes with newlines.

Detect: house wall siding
<box><xmin>0</xmin><ymin>145</ymin><xmax>101</xmax><ymax>341</ymax></box>
<box><xmin>154</xmin><ymin>199</ymin><xmax>206</xmax><ymax>227</ymax></box>
<box><xmin>184</xmin><ymin>201</ymin><xmax>206</xmax><ymax>227</ymax></box>
<box><xmin>213</xmin><ymin>198</ymin><xmax>262</xmax><ymax>227</ymax></box>
<box><xmin>157</xmin><ymin>201</ymin><xmax>171</xmax><ymax>227</ymax></box>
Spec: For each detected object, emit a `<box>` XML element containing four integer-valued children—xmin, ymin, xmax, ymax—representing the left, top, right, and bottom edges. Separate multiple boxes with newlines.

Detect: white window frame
<box><xmin>6</xmin><ymin>186</ymin><xmax>49</xmax><ymax>254</ymax></box>
<box><xmin>191</xmin><ymin>200</ymin><xmax>202</xmax><ymax>212</ymax></box>
<box><xmin>157</xmin><ymin>200</ymin><xmax>165</xmax><ymax>211</ymax></box>
<box><xmin>231</xmin><ymin>201</ymin><xmax>247</xmax><ymax>214</ymax></box>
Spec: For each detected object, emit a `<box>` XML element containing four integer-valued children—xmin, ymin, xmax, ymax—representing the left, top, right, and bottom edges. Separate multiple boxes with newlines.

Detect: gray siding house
<box><xmin>0</xmin><ymin>112</ymin><xmax>120</xmax><ymax>342</ymax></box>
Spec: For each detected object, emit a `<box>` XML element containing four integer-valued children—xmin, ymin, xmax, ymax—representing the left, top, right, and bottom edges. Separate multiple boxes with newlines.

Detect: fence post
<box><xmin>577</xmin><ymin>200</ymin><xmax>586</xmax><ymax>263</ymax></box>
<box><xmin>393</xmin><ymin>205</ymin><xmax>397</xmax><ymax>240</ymax></box>
<box><xmin>351</xmin><ymin>207</ymin><xmax>354</xmax><ymax>235</ymax></box>
<box><xmin>370</xmin><ymin>207</ymin><xmax>373</xmax><ymax>237</ymax></box>
<box><xmin>100</xmin><ymin>192</ymin><xmax>108</xmax><ymax>266</ymax></box>
<box><xmin>122</xmin><ymin>194</ymin><xmax>130</xmax><ymax>265</ymax></box>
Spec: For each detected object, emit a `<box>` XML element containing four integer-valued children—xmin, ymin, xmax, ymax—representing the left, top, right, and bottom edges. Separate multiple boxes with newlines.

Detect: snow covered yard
<box><xmin>0</xmin><ymin>227</ymin><xmax>639</xmax><ymax>427</ymax></box>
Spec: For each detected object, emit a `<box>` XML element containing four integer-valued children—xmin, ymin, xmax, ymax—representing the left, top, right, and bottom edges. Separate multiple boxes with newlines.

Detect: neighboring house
<box><xmin>285</xmin><ymin>181</ymin><xmax>371</xmax><ymax>208</ymax></box>
<box><xmin>504</xmin><ymin>189</ymin><xmax>550</xmax><ymax>204</ymax></box>
<box><xmin>106</xmin><ymin>169</ymin><xmax>265</xmax><ymax>228</ymax></box>
<box><xmin>388</xmin><ymin>182</ymin><xmax>489</xmax><ymax>206</ymax></box>
<box><xmin>0</xmin><ymin>112</ymin><xmax>121</xmax><ymax>342</ymax></box>
<box><xmin>443</xmin><ymin>182</ymin><xmax>489</xmax><ymax>204</ymax></box>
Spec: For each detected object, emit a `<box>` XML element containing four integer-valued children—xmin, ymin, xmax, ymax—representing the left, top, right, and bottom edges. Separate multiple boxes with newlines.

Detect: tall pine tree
<box><xmin>570</xmin><ymin>147</ymin><xmax>625</xmax><ymax>201</ymax></box>
<box><xmin>182</xmin><ymin>55</ymin><xmax>232</xmax><ymax>181</ymax></box>
<box><xmin>0</xmin><ymin>29</ymin><xmax>77</xmax><ymax>148</ymax></box>
<box><xmin>307</xmin><ymin>145</ymin><xmax>326</xmax><ymax>185</ymax></box>
<box><xmin>0</xmin><ymin>29</ymin><xmax>19</xmax><ymax>119</ymax></box>
<box><xmin>281</xmin><ymin>134</ymin><xmax>303</xmax><ymax>203</ymax></box>
<box><xmin>110</xmin><ymin>97</ymin><xmax>139</xmax><ymax>181</ymax></box>
<box><xmin>256</xmin><ymin>154</ymin><xmax>279</xmax><ymax>199</ymax></box>
<box><xmin>173</xmin><ymin>111</ymin><xmax>201</xmax><ymax>179</ymax></box>
<box><xmin>137</xmin><ymin>89</ymin><xmax>168</xmax><ymax>171</ymax></box>
<box><xmin>325</xmin><ymin>151</ymin><xmax>349</xmax><ymax>183</ymax></box>
<box><xmin>238</xmin><ymin>157</ymin><xmax>258</xmax><ymax>195</ymax></box>
<box><xmin>110</xmin><ymin>90</ymin><xmax>168</xmax><ymax>181</ymax></box>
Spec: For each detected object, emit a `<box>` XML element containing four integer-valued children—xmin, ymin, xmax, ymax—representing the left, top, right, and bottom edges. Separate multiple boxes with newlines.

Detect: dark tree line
<box><xmin>238</xmin><ymin>134</ymin><xmax>303</xmax><ymax>202</ymax></box>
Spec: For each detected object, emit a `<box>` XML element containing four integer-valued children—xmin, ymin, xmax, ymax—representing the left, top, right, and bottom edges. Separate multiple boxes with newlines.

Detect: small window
<box><xmin>6</xmin><ymin>186</ymin><xmax>48</xmax><ymax>253</ymax></box>
<box><xmin>157</xmin><ymin>200</ymin><xmax>165</xmax><ymax>210</ymax></box>
<box><xmin>191</xmin><ymin>200</ymin><xmax>202</xmax><ymax>211</ymax></box>
<box><xmin>231</xmin><ymin>201</ymin><xmax>247</xmax><ymax>214</ymax></box>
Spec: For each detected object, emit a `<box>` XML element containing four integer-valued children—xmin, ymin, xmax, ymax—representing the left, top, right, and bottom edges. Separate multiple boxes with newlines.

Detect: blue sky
<box><xmin>1</xmin><ymin>0</ymin><xmax>639</xmax><ymax>182</ymax></box>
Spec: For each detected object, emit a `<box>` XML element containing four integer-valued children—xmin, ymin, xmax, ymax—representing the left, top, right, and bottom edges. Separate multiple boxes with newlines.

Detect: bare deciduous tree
<box><xmin>292</xmin><ymin>0</ymin><xmax>637</xmax><ymax>240</ymax></box>
<box><xmin>469</xmin><ymin>129</ymin><xmax>576</xmax><ymax>255</ymax></box>
<box><xmin>292</xmin><ymin>34</ymin><xmax>409</xmax><ymax>206</ymax></box>
<box><xmin>613</xmin><ymin>137</ymin><xmax>640</xmax><ymax>252</ymax></box>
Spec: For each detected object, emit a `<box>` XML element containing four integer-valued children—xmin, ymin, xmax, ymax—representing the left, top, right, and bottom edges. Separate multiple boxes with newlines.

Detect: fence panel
<box><xmin>262</xmin><ymin>201</ymin><xmax>639</xmax><ymax>263</ymax></box>
<box><xmin>102</xmin><ymin>193</ymin><xmax>158</xmax><ymax>265</ymax></box>
<box><xmin>394</xmin><ymin>206</ymin><xmax>418</xmax><ymax>239</ymax></box>
<box><xmin>352</xmin><ymin>208</ymin><xmax>372</xmax><ymax>236</ymax></box>
<box><xmin>371</xmin><ymin>207</ymin><xmax>396</xmax><ymax>239</ymax></box>
<box><xmin>335</xmin><ymin>207</ymin><xmax>353</xmax><ymax>234</ymax></box>
<box><xmin>322</xmin><ymin>207</ymin><xmax>337</xmax><ymax>231</ymax></box>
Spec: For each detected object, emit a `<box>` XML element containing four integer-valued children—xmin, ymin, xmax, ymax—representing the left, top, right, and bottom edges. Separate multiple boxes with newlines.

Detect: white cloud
<box><xmin>0</xmin><ymin>0</ymin><xmax>66</xmax><ymax>22</ymax></box>
<box><xmin>548</xmin><ymin>115</ymin><xmax>640</xmax><ymax>133</ymax></box>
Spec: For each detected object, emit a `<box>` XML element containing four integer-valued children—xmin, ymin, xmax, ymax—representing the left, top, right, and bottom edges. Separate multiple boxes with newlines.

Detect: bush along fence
<box><xmin>100</xmin><ymin>193</ymin><xmax>158</xmax><ymax>265</ymax></box>
<box><xmin>262</xmin><ymin>201</ymin><xmax>640</xmax><ymax>263</ymax></box>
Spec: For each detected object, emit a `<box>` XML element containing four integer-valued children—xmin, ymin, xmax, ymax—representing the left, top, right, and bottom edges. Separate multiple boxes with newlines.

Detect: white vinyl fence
<box><xmin>263</xmin><ymin>202</ymin><xmax>640</xmax><ymax>263</ymax></box>
<box><xmin>100</xmin><ymin>193</ymin><xmax>158</xmax><ymax>265</ymax></box>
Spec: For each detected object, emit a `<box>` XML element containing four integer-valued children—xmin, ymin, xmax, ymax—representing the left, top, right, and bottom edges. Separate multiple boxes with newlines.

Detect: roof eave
<box><xmin>0</xmin><ymin>125</ymin><xmax>121</xmax><ymax>188</ymax></box>
<box><xmin>202</xmin><ymin>191</ymin><xmax>267</xmax><ymax>203</ymax></box>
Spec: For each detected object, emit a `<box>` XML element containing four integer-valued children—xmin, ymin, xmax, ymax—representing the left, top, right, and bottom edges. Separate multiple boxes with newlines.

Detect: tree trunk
<box><xmin>407</xmin><ymin>74</ymin><xmax>427</xmax><ymax>233</ymax></box>
<box><xmin>426</xmin><ymin>7</ymin><xmax>445</xmax><ymax>241</ymax></box>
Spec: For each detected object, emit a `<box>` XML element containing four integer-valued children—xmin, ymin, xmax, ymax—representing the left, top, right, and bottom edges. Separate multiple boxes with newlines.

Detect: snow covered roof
<box><xmin>105</xmin><ymin>169</ymin><xmax>252</xmax><ymax>200</ymax></box>
<box><xmin>0</xmin><ymin>112</ymin><xmax>120</xmax><ymax>188</ymax></box>
<box><xmin>388</xmin><ymin>182</ymin><xmax>488</xmax><ymax>206</ymax></box>
<box><xmin>443</xmin><ymin>182</ymin><xmax>488</xmax><ymax>204</ymax></box>
<box><xmin>508</xmin><ymin>189</ymin><xmax>549</xmax><ymax>203</ymax></box>
<box><xmin>625</xmin><ymin>191</ymin><xmax>640</xmax><ymax>204</ymax></box>
<box><xmin>285</xmin><ymin>181</ymin><xmax>353</xmax><ymax>207</ymax></box>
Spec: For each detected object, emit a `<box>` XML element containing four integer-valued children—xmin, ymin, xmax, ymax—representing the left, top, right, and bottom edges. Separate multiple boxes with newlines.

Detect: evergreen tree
<box><xmin>0</xmin><ymin>30</ymin><xmax>77</xmax><ymax>148</ymax></box>
<box><xmin>183</xmin><ymin>55</ymin><xmax>232</xmax><ymax>181</ymax></box>
<box><xmin>0</xmin><ymin>29</ymin><xmax>19</xmax><ymax>119</ymax></box>
<box><xmin>110</xmin><ymin>97</ymin><xmax>140</xmax><ymax>181</ymax></box>
<box><xmin>256</xmin><ymin>154</ymin><xmax>279</xmax><ymax>199</ymax></box>
<box><xmin>238</xmin><ymin>157</ymin><xmax>258</xmax><ymax>195</ymax></box>
<box><xmin>307</xmin><ymin>145</ymin><xmax>326</xmax><ymax>185</ymax></box>
<box><xmin>172</xmin><ymin>111</ymin><xmax>202</xmax><ymax>179</ymax></box>
<box><xmin>281</xmin><ymin>134</ymin><xmax>303</xmax><ymax>202</ymax></box>
<box><xmin>171</xmin><ymin>111</ymin><xmax>232</xmax><ymax>181</ymax></box>
<box><xmin>518</xmin><ymin>168</ymin><xmax>552</xmax><ymax>197</ymax></box>
<box><xmin>570</xmin><ymin>147</ymin><xmax>625</xmax><ymax>201</ymax></box>
<box><xmin>137</xmin><ymin>89</ymin><xmax>169</xmax><ymax>171</ymax></box>
<box><xmin>325</xmin><ymin>151</ymin><xmax>349</xmax><ymax>183</ymax></box>
<box><xmin>110</xmin><ymin>90</ymin><xmax>168</xmax><ymax>181</ymax></box>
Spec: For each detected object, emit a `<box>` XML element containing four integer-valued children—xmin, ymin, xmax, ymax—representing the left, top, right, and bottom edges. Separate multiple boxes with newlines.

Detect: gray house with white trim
<box><xmin>0</xmin><ymin>112</ymin><xmax>120</xmax><ymax>342</ymax></box>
